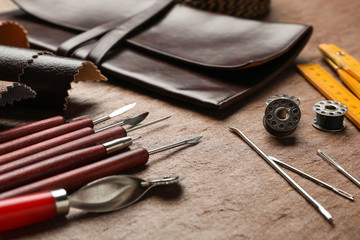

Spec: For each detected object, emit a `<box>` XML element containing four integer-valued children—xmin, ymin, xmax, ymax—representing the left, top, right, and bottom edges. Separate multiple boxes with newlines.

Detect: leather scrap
<box><xmin>0</xmin><ymin>19</ymin><xmax>29</xmax><ymax>48</ymax></box>
<box><xmin>0</xmin><ymin>20</ymin><xmax>107</xmax><ymax>109</ymax></box>
<box><xmin>0</xmin><ymin>19</ymin><xmax>35</xmax><ymax>106</ymax></box>
<box><xmin>0</xmin><ymin>80</ymin><xmax>35</xmax><ymax>106</ymax></box>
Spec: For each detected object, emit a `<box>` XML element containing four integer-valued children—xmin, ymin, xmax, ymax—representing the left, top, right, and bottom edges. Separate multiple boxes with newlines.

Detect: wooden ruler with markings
<box><xmin>297</xmin><ymin>63</ymin><xmax>360</xmax><ymax>129</ymax></box>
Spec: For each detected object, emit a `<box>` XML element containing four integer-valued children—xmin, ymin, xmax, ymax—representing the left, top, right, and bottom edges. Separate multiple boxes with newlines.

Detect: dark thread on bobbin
<box><xmin>312</xmin><ymin>100</ymin><xmax>348</xmax><ymax>132</ymax></box>
<box><xmin>263</xmin><ymin>95</ymin><xmax>301</xmax><ymax>137</ymax></box>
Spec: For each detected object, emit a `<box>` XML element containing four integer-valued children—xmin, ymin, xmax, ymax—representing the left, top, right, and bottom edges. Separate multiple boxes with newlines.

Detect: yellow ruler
<box><xmin>297</xmin><ymin>63</ymin><xmax>360</xmax><ymax>129</ymax></box>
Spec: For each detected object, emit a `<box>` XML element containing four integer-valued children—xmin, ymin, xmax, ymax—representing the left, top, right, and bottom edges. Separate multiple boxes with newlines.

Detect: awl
<box><xmin>0</xmin><ymin>102</ymin><xmax>136</xmax><ymax>155</ymax></box>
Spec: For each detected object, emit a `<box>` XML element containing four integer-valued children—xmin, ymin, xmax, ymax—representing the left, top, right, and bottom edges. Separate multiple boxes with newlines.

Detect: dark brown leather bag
<box><xmin>1</xmin><ymin>0</ymin><xmax>312</xmax><ymax>109</ymax></box>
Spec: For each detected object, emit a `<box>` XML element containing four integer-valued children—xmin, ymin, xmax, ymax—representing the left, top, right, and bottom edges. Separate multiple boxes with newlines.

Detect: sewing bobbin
<box><xmin>263</xmin><ymin>94</ymin><xmax>301</xmax><ymax>137</ymax></box>
<box><xmin>312</xmin><ymin>100</ymin><xmax>348</xmax><ymax>131</ymax></box>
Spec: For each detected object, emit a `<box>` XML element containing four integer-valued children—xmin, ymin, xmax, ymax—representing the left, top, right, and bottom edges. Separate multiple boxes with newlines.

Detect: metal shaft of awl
<box><xmin>229</xmin><ymin>127</ymin><xmax>333</xmax><ymax>222</ymax></box>
<box><xmin>317</xmin><ymin>149</ymin><xmax>360</xmax><ymax>188</ymax></box>
<box><xmin>95</xmin><ymin>112</ymin><xmax>149</xmax><ymax>133</ymax></box>
<box><xmin>126</xmin><ymin>115</ymin><xmax>171</xmax><ymax>133</ymax></box>
<box><xmin>269</xmin><ymin>156</ymin><xmax>354</xmax><ymax>200</ymax></box>
<box><xmin>148</xmin><ymin>136</ymin><xmax>202</xmax><ymax>155</ymax></box>
<box><xmin>92</xmin><ymin>102</ymin><xmax>136</xmax><ymax>125</ymax></box>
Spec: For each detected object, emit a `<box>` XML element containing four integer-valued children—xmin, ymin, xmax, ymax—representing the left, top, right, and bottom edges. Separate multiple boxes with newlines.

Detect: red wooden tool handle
<box><xmin>0</xmin><ymin>145</ymin><xmax>106</xmax><ymax>192</ymax></box>
<box><xmin>0</xmin><ymin>191</ymin><xmax>58</xmax><ymax>232</ymax></box>
<box><xmin>0</xmin><ymin>116</ymin><xmax>65</xmax><ymax>144</ymax></box>
<box><xmin>0</xmin><ymin>127</ymin><xmax>94</xmax><ymax>169</ymax></box>
<box><xmin>0</xmin><ymin>126</ymin><xmax>127</xmax><ymax>173</ymax></box>
<box><xmin>0</xmin><ymin>147</ymin><xmax>149</xmax><ymax>199</ymax></box>
<box><xmin>0</xmin><ymin>118</ymin><xmax>94</xmax><ymax>155</ymax></box>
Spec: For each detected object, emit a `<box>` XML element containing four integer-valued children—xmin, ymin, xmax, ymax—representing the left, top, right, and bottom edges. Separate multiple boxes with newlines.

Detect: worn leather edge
<box><xmin>0</xmin><ymin>80</ymin><xmax>36</xmax><ymax>106</ymax></box>
<box><xmin>0</xmin><ymin>45</ymin><xmax>107</xmax><ymax>109</ymax></box>
<box><xmin>0</xmin><ymin>19</ymin><xmax>29</xmax><ymax>48</ymax></box>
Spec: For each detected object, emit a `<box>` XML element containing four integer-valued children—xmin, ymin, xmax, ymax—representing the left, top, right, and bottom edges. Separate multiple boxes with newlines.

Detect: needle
<box><xmin>269</xmin><ymin>156</ymin><xmax>354</xmax><ymax>200</ymax></box>
<box><xmin>317</xmin><ymin>149</ymin><xmax>360</xmax><ymax>188</ymax></box>
<box><xmin>0</xmin><ymin>135</ymin><xmax>202</xmax><ymax>199</ymax></box>
<box><xmin>229</xmin><ymin>126</ymin><xmax>333</xmax><ymax>222</ymax></box>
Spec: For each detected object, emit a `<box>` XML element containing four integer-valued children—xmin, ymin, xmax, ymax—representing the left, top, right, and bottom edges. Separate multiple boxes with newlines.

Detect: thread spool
<box><xmin>263</xmin><ymin>95</ymin><xmax>301</xmax><ymax>137</ymax></box>
<box><xmin>312</xmin><ymin>100</ymin><xmax>348</xmax><ymax>132</ymax></box>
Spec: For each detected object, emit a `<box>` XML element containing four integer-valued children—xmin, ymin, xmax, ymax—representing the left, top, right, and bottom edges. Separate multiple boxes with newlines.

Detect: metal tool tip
<box><xmin>186</xmin><ymin>136</ymin><xmax>202</xmax><ymax>144</ymax></box>
<box><xmin>319</xmin><ymin>205</ymin><xmax>334</xmax><ymax>222</ymax></box>
<box><xmin>336</xmin><ymin>189</ymin><xmax>355</xmax><ymax>201</ymax></box>
<box><xmin>109</xmin><ymin>102</ymin><xmax>136</xmax><ymax>118</ymax></box>
<box><xmin>228</xmin><ymin>126</ymin><xmax>236</xmax><ymax>132</ymax></box>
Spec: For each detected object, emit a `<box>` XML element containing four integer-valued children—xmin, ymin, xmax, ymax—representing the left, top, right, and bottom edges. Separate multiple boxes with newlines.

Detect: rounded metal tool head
<box><xmin>69</xmin><ymin>175</ymin><xmax>183</xmax><ymax>212</ymax></box>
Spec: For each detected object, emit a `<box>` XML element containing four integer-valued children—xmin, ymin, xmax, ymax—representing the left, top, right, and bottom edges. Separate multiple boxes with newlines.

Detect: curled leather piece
<box><xmin>0</xmin><ymin>19</ymin><xmax>29</xmax><ymax>48</ymax></box>
<box><xmin>0</xmin><ymin>45</ymin><xmax>107</xmax><ymax>109</ymax></box>
<box><xmin>0</xmin><ymin>80</ymin><xmax>36</xmax><ymax>106</ymax></box>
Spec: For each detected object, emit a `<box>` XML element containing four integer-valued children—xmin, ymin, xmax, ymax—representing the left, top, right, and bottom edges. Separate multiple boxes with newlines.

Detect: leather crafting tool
<box><xmin>0</xmin><ymin>136</ymin><xmax>139</xmax><ymax>192</ymax></box>
<box><xmin>0</xmin><ymin>112</ymin><xmax>148</xmax><ymax>166</ymax></box>
<box><xmin>0</xmin><ymin>102</ymin><xmax>136</xmax><ymax>154</ymax></box>
<box><xmin>0</xmin><ymin>175</ymin><xmax>182</xmax><ymax>232</ymax></box>
<box><xmin>229</xmin><ymin>127</ymin><xmax>333</xmax><ymax>222</ymax></box>
<box><xmin>269</xmin><ymin>156</ymin><xmax>354</xmax><ymax>200</ymax></box>
<box><xmin>0</xmin><ymin>136</ymin><xmax>201</xmax><ymax>200</ymax></box>
<box><xmin>297</xmin><ymin>63</ymin><xmax>360</xmax><ymax>129</ymax></box>
<box><xmin>317</xmin><ymin>150</ymin><xmax>360</xmax><ymax>188</ymax></box>
<box><xmin>0</xmin><ymin>116</ymin><xmax>171</xmax><ymax>174</ymax></box>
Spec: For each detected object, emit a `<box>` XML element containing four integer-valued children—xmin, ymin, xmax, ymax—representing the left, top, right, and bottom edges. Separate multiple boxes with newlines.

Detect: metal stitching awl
<box><xmin>297</xmin><ymin>63</ymin><xmax>360</xmax><ymax>129</ymax></box>
<box><xmin>0</xmin><ymin>112</ymin><xmax>148</xmax><ymax>166</ymax></box>
<box><xmin>269</xmin><ymin>156</ymin><xmax>354</xmax><ymax>200</ymax></box>
<box><xmin>317</xmin><ymin>150</ymin><xmax>360</xmax><ymax>188</ymax></box>
<box><xmin>0</xmin><ymin>136</ymin><xmax>202</xmax><ymax>200</ymax></box>
<box><xmin>0</xmin><ymin>102</ymin><xmax>136</xmax><ymax>144</ymax></box>
<box><xmin>229</xmin><ymin>127</ymin><xmax>333</xmax><ymax>222</ymax></box>
<box><xmin>0</xmin><ymin>115</ymin><xmax>171</xmax><ymax>174</ymax></box>
<box><xmin>0</xmin><ymin>102</ymin><xmax>137</xmax><ymax>155</ymax></box>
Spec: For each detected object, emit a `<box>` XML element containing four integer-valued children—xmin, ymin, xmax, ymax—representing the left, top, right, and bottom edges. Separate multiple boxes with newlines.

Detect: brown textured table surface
<box><xmin>1</xmin><ymin>0</ymin><xmax>360</xmax><ymax>239</ymax></box>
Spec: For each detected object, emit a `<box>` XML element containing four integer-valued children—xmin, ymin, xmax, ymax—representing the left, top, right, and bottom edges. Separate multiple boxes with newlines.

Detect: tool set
<box><xmin>229</xmin><ymin>127</ymin><xmax>334</xmax><ymax>222</ymax></box>
<box><xmin>0</xmin><ymin>116</ymin><xmax>170</xmax><ymax>174</ymax></box>
<box><xmin>0</xmin><ymin>102</ymin><xmax>136</xmax><ymax>154</ymax></box>
<box><xmin>1</xmin><ymin>43</ymin><xmax>360</xmax><ymax>231</ymax></box>
<box><xmin>0</xmin><ymin>136</ymin><xmax>201</xmax><ymax>199</ymax></box>
<box><xmin>229</xmin><ymin>44</ymin><xmax>360</xmax><ymax>224</ymax></box>
<box><xmin>0</xmin><ymin>101</ymin><xmax>200</xmax><ymax>232</ymax></box>
<box><xmin>0</xmin><ymin>136</ymin><xmax>139</xmax><ymax>192</ymax></box>
<box><xmin>0</xmin><ymin>112</ymin><xmax>148</xmax><ymax>165</ymax></box>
